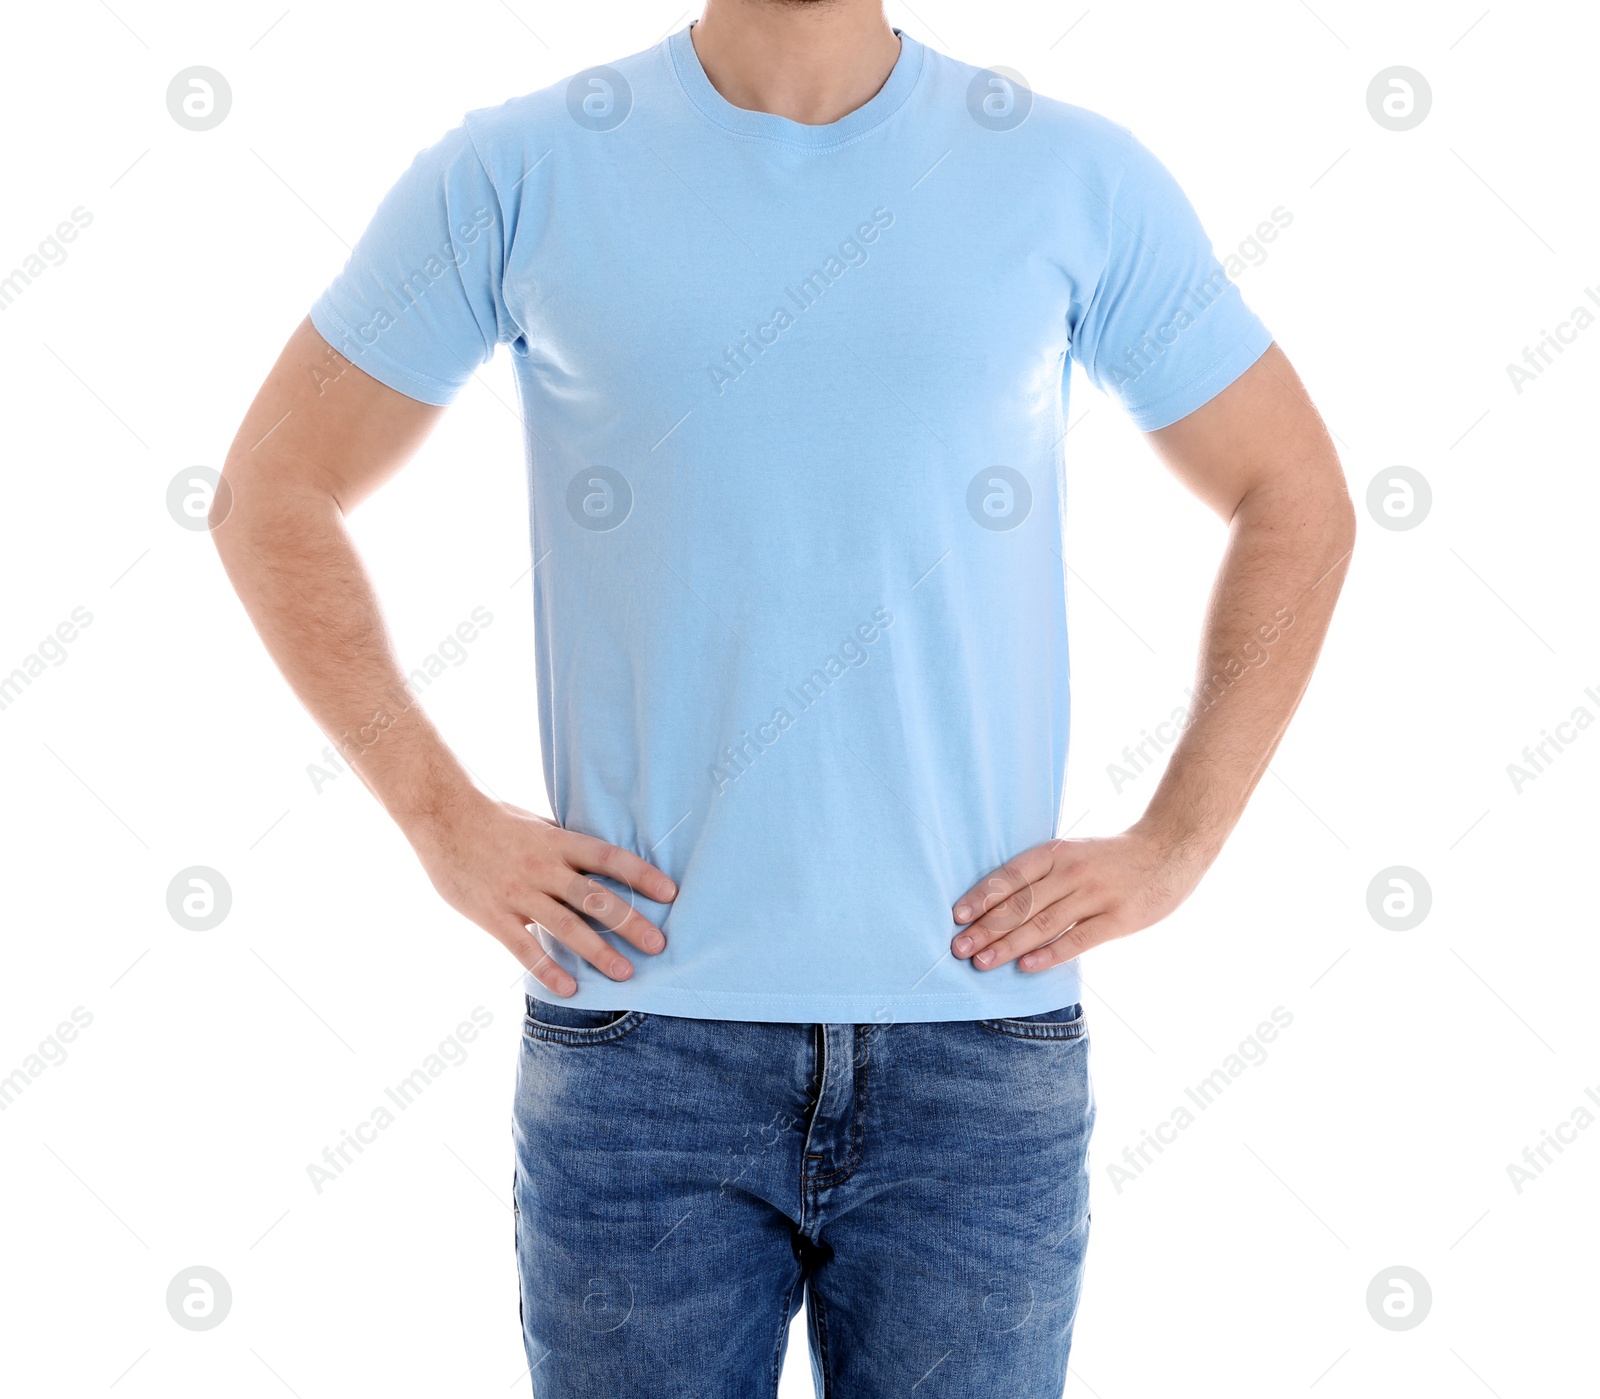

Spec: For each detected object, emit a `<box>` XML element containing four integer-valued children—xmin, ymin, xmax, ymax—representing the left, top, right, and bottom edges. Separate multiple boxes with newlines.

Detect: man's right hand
<box><xmin>212</xmin><ymin>320</ymin><xmax>675</xmax><ymax>1000</ymax></box>
<box><xmin>408</xmin><ymin>793</ymin><xmax>676</xmax><ymax>997</ymax></box>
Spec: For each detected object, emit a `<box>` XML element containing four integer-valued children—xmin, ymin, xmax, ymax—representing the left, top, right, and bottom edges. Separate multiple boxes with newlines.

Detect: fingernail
<box><xmin>975</xmin><ymin>950</ymin><xmax>993</xmax><ymax>968</ymax></box>
<box><xmin>611</xmin><ymin>960</ymin><xmax>631</xmax><ymax>979</ymax></box>
<box><xmin>954</xmin><ymin>904</ymin><xmax>971</xmax><ymax>922</ymax></box>
<box><xmin>953</xmin><ymin>935</ymin><xmax>973</xmax><ymax>956</ymax></box>
<box><xmin>646</xmin><ymin>933</ymin><xmax>665</xmax><ymax>953</ymax></box>
<box><xmin>1020</xmin><ymin>956</ymin><xmax>1035</xmax><ymax>971</ymax></box>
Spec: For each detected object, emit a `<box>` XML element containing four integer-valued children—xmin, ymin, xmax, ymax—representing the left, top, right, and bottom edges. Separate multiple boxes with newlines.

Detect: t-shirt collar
<box><xmin>667</xmin><ymin>23</ymin><xmax>923</xmax><ymax>150</ymax></box>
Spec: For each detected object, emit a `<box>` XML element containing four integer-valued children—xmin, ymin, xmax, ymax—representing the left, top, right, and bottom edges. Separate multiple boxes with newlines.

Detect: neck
<box><xmin>690</xmin><ymin>0</ymin><xmax>900</xmax><ymax>126</ymax></box>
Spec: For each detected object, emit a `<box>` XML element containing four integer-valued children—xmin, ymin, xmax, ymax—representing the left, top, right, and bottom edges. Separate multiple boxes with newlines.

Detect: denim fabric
<box><xmin>512</xmin><ymin>996</ymin><xmax>1094</xmax><ymax>1397</ymax></box>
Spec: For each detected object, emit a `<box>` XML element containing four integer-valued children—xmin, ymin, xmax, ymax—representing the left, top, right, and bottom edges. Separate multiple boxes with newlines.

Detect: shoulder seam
<box><xmin>1104</xmin><ymin>121</ymin><xmax>1138</xmax><ymax>256</ymax></box>
<box><xmin>456</xmin><ymin>112</ymin><xmax>514</xmax><ymax>358</ymax></box>
<box><xmin>1073</xmin><ymin>122</ymin><xmax>1137</xmax><ymax>380</ymax></box>
<box><xmin>459</xmin><ymin>110</ymin><xmax>503</xmax><ymax>207</ymax></box>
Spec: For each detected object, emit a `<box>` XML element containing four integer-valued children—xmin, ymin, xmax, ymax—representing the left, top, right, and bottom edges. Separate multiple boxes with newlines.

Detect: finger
<box><xmin>952</xmin><ymin>906</ymin><xmax>1015</xmax><ymax>960</ymax></box>
<box><xmin>954</xmin><ymin>871</ymin><xmax>1079</xmax><ymax>955</ymax></box>
<box><xmin>1020</xmin><ymin>913</ymin><xmax>1115</xmax><ymax>972</ymax></box>
<box><xmin>969</xmin><ymin>895</ymin><xmax>1093</xmax><ymax>971</ymax></box>
<box><xmin>952</xmin><ymin>843</ymin><xmax>1061</xmax><ymax>925</ymax></box>
<box><xmin>563</xmin><ymin>831</ymin><xmax>678</xmax><ymax>902</ymax></box>
<box><xmin>496</xmin><ymin>915</ymin><xmax>578</xmax><ymax>997</ymax></box>
<box><xmin>955</xmin><ymin>878</ymin><xmax>1057</xmax><ymax>945</ymax></box>
<box><xmin>523</xmin><ymin>894</ymin><xmax>636</xmax><ymax>981</ymax></box>
<box><xmin>564</xmin><ymin>873</ymin><xmax>667</xmax><ymax>955</ymax></box>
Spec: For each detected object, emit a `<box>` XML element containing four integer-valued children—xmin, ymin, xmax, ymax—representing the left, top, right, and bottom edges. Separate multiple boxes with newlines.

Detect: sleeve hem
<box><xmin>308</xmin><ymin>298</ymin><xmax>464</xmax><ymax>408</ymax></box>
<box><xmin>1120</xmin><ymin>320</ymin><xmax>1274</xmax><ymax>432</ymax></box>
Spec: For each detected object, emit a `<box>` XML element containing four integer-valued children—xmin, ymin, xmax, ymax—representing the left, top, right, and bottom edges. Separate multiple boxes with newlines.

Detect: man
<box><xmin>214</xmin><ymin>0</ymin><xmax>1354</xmax><ymax>1393</ymax></box>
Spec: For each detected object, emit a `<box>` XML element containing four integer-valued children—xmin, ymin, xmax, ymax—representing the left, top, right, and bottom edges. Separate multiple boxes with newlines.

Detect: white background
<box><xmin>2</xmin><ymin>1</ymin><xmax>1596</xmax><ymax>1395</ymax></box>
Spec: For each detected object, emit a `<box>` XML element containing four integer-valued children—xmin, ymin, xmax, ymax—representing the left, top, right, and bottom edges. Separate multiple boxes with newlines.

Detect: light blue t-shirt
<box><xmin>311</xmin><ymin>26</ymin><xmax>1273</xmax><ymax>1023</ymax></box>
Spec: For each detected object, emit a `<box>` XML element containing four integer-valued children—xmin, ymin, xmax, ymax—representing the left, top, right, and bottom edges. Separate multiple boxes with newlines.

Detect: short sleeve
<box><xmin>309</xmin><ymin>122</ymin><xmax>512</xmax><ymax>406</ymax></box>
<box><xmin>1070</xmin><ymin>130</ymin><xmax>1273</xmax><ymax>431</ymax></box>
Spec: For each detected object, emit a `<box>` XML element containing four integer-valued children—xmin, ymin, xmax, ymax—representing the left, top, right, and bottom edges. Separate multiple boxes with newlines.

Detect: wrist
<box><xmin>380</xmin><ymin>759</ymin><xmax>489</xmax><ymax>853</ymax></box>
<box><xmin>1127</xmin><ymin>809</ymin><xmax>1225</xmax><ymax>877</ymax></box>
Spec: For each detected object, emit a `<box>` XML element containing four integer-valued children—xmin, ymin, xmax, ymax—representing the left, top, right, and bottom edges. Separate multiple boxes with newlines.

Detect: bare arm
<box><xmin>951</xmin><ymin>343</ymin><xmax>1356</xmax><ymax>971</ymax></box>
<box><xmin>212</xmin><ymin>318</ymin><xmax>674</xmax><ymax>995</ymax></box>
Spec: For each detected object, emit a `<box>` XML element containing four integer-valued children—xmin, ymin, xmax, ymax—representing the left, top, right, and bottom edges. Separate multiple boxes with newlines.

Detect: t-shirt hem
<box><xmin>1122</xmin><ymin>319</ymin><xmax>1274</xmax><ymax>431</ymax></box>
<box><xmin>522</xmin><ymin>969</ymin><xmax>1084</xmax><ymax>1024</ymax></box>
<box><xmin>309</xmin><ymin>298</ymin><xmax>463</xmax><ymax>407</ymax></box>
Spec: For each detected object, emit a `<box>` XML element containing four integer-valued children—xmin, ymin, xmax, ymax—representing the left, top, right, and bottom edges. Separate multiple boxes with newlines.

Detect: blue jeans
<box><xmin>512</xmin><ymin>996</ymin><xmax>1095</xmax><ymax>1397</ymax></box>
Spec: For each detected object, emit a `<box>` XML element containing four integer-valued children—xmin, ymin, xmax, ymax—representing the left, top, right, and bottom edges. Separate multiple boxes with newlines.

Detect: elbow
<box><xmin>1312</xmin><ymin>466</ymin><xmax>1358</xmax><ymax>588</ymax></box>
<box><xmin>206</xmin><ymin>452</ymin><xmax>249</xmax><ymax>563</ymax></box>
<box><xmin>1234</xmin><ymin>453</ymin><xmax>1357</xmax><ymax>583</ymax></box>
<box><xmin>1329</xmin><ymin>476</ymin><xmax>1358</xmax><ymax>553</ymax></box>
<box><xmin>1330</xmin><ymin>457</ymin><xmax>1358</xmax><ymax>545</ymax></box>
<box><xmin>207</xmin><ymin>467</ymin><xmax>235</xmax><ymax>538</ymax></box>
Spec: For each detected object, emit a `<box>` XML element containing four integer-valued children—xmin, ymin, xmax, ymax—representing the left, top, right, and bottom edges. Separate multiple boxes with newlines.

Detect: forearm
<box><xmin>209</xmin><ymin>321</ymin><xmax>673</xmax><ymax>996</ymax></box>
<box><xmin>1132</xmin><ymin>474</ymin><xmax>1355</xmax><ymax>869</ymax></box>
<box><xmin>211</xmin><ymin>474</ymin><xmax>478</xmax><ymax>835</ymax></box>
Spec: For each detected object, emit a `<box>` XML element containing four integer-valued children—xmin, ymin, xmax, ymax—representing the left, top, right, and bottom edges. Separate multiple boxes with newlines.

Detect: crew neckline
<box><xmin>667</xmin><ymin>23</ymin><xmax>924</xmax><ymax>149</ymax></box>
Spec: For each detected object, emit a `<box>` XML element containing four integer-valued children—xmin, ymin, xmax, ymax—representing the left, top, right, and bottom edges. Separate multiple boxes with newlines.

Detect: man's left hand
<box><xmin>950</xmin><ymin>830</ymin><xmax>1207</xmax><ymax>973</ymax></box>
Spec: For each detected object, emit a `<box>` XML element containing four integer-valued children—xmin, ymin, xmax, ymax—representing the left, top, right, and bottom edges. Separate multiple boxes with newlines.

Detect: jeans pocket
<box><xmin>978</xmin><ymin>1003</ymin><xmax>1087</xmax><ymax>1041</ymax></box>
<box><xmin>523</xmin><ymin>995</ymin><xmax>647</xmax><ymax>1045</ymax></box>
